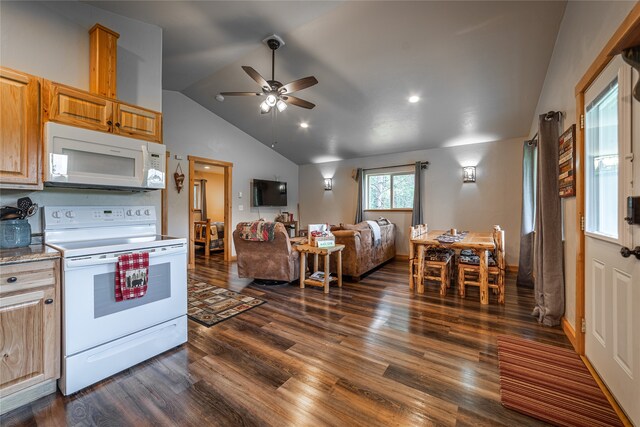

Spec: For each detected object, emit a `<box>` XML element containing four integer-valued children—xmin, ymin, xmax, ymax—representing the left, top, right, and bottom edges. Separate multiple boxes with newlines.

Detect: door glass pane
<box><xmin>392</xmin><ymin>174</ymin><xmax>415</xmax><ymax>208</ymax></box>
<box><xmin>585</xmin><ymin>78</ymin><xmax>618</xmax><ymax>238</ymax></box>
<box><xmin>367</xmin><ymin>174</ymin><xmax>391</xmax><ymax>209</ymax></box>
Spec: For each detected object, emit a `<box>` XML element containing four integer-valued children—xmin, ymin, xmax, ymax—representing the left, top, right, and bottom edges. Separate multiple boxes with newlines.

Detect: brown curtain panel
<box><xmin>200</xmin><ymin>179</ymin><xmax>208</xmax><ymax>220</ymax></box>
<box><xmin>532</xmin><ymin>113</ymin><xmax>564</xmax><ymax>326</ymax></box>
<box><xmin>354</xmin><ymin>168</ymin><xmax>364</xmax><ymax>223</ymax></box>
<box><xmin>411</xmin><ymin>162</ymin><xmax>423</xmax><ymax>226</ymax></box>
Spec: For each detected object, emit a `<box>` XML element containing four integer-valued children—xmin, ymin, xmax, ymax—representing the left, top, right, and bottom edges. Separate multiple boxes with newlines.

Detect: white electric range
<box><xmin>44</xmin><ymin>206</ymin><xmax>188</xmax><ymax>395</ymax></box>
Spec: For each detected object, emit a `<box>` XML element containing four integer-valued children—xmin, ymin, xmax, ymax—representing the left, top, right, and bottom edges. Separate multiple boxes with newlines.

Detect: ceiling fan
<box><xmin>218</xmin><ymin>35</ymin><xmax>318</xmax><ymax>114</ymax></box>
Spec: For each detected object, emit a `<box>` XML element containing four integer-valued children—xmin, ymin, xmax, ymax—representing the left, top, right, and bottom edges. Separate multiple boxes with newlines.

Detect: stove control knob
<box><xmin>52</xmin><ymin>211</ymin><xmax>61</xmax><ymax>219</ymax></box>
<box><xmin>126</xmin><ymin>209</ymin><xmax>133</xmax><ymax>216</ymax></box>
<box><xmin>135</xmin><ymin>210</ymin><xmax>141</xmax><ymax>216</ymax></box>
<box><xmin>65</xmin><ymin>211</ymin><xmax>75</xmax><ymax>218</ymax></box>
<box><xmin>144</xmin><ymin>209</ymin><xmax>150</xmax><ymax>216</ymax></box>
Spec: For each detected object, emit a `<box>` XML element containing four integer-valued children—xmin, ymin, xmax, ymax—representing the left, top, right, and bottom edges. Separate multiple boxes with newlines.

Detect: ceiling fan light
<box><xmin>260</xmin><ymin>100</ymin><xmax>271</xmax><ymax>113</ymax></box>
<box><xmin>265</xmin><ymin>94</ymin><xmax>277</xmax><ymax>107</ymax></box>
<box><xmin>276</xmin><ymin>100</ymin><xmax>287</xmax><ymax>112</ymax></box>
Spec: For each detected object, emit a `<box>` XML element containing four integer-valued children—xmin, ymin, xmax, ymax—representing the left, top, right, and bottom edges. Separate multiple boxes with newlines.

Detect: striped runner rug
<box><xmin>497</xmin><ymin>336</ymin><xmax>623</xmax><ymax>427</ymax></box>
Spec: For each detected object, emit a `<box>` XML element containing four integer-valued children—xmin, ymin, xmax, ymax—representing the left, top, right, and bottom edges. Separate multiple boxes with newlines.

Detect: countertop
<box><xmin>0</xmin><ymin>244</ymin><xmax>60</xmax><ymax>265</ymax></box>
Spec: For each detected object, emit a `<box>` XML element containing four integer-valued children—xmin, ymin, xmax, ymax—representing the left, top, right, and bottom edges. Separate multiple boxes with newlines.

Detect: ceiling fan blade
<box><xmin>242</xmin><ymin>66</ymin><xmax>271</xmax><ymax>90</ymax></box>
<box><xmin>219</xmin><ymin>92</ymin><xmax>264</xmax><ymax>96</ymax></box>
<box><xmin>280</xmin><ymin>76</ymin><xmax>318</xmax><ymax>94</ymax></box>
<box><xmin>283</xmin><ymin>95</ymin><xmax>315</xmax><ymax>109</ymax></box>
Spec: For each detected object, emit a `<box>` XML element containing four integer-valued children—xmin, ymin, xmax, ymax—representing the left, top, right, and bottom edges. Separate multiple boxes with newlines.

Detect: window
<box><xmin>585</xmin><ymin>78</ymin><xmax>618</xmax><ymax>238</ymax></box>
<box><xmin>366</xmin><ymin>170</ymin><xmax>414</xmax><ymax>210</ymax></box>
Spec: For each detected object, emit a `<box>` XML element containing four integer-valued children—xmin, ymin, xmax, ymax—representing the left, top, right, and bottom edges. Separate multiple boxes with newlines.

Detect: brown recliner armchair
<box><xmin>232</xmin><ymin>222</ymin><xmax>300</xmax><ymax>282</ymax></box>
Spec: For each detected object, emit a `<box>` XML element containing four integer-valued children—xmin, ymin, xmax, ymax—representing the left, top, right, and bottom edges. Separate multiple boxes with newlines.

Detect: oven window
<box><xmin>63</xmin><ymin>148</ymin><xmax>136</xmax><ymax>177</ymax></box>
<box><xmin>94</xmin><ymin>263</ymin><xmax>171</xmax><ymax>318</ymax></box>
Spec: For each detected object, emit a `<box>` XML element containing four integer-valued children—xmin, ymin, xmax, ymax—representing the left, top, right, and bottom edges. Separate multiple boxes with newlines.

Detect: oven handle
<box><xmin>66</xmin><ymin>245</ymin><xmax>186</xmax><ymax>268</ymax></box>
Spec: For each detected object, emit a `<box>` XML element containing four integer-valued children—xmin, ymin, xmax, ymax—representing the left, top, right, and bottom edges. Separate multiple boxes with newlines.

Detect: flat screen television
<box><xmin>251</xmin><ymin>179</ymin><xmax>287</xmax><ymax>207</ymax></box>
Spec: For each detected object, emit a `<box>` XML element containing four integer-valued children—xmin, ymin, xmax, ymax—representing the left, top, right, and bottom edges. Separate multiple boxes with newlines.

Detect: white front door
<box><xmin>584</xmin><ymin>55</ymin><xmax>639</xmax><ymax>425</ymax></box>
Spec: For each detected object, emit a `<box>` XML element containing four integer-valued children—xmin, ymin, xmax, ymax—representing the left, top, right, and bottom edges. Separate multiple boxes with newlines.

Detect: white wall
<box><xmin>528</xmin><ymin>1</ymin><xmax>635</xmax><ymax>330</ymax></box>
<box><xmin>0</xmin><ymin>1</ymin><xmax>164</xmax><ymax>233</ymax></box>
<box><xmin>162</xmin><ymin>91</ymin><xmax>299</xmax><ymax>254</ymax></box>
<box><xmin>299</xmin><ymin>138</ymin><xmax>523</xmax><ymax>263</ymax></box>
<box><xmin>0</xmin><ymin>1</ymin><xmax>162</xmax><ymax>110</ymax></box>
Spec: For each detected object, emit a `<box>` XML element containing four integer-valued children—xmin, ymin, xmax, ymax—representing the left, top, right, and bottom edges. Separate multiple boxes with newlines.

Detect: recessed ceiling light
<box><xmin>300</xmin><ymin>122</ymin><xmax>309</xmax><ymax>128</ymax></box>
<box><xmin>408</xmin><ymin>95</ymin><xmax>420</xmax><ymax>103</ymax></box>
<box><xmin>204</xmin><ymin>166</ymin><xmax>210</xmax><ymax>169</ymax></box>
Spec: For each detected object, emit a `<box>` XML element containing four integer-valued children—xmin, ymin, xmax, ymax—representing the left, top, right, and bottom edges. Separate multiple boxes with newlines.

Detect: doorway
<box><xmin>188</xmin><ymin>156</ymin><xmax>233</xmax><ymax>268</ymax></box>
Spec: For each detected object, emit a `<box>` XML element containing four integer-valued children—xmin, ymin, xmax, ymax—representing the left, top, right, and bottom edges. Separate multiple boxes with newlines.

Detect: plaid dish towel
<box><xmin>115</xmin><ymin>252</ymin><xmax>149</xmax><ymax>302</ymax></box>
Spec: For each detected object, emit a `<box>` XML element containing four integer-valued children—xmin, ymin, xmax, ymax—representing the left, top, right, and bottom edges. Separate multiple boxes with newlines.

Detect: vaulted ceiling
<box><xmin>89</xmin><ymin>1</ymin><xmax>567</xmax><ymax>164</ymax></box>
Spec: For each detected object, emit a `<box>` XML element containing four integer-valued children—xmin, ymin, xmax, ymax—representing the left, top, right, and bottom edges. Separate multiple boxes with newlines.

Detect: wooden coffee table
<box><xmin>296</xmin><ymin>244</ymin><xmax>344</xmax><ymax>294</ymax></box>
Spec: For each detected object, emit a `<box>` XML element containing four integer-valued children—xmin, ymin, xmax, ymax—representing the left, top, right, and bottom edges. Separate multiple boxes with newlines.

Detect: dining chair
<box><xmin>409</xmin><ymin>224</ymin><xmax>427</xmax><ymax>289</ymax></box>
<box><xmin>424</xmin><ymin>246</ymin><xmax>455</xmax><ymax>295</ymax></box>
<box><xmin>457</xmin><ymin>225</ymin><xmax>505</xmax><ymax>303</ymax></box>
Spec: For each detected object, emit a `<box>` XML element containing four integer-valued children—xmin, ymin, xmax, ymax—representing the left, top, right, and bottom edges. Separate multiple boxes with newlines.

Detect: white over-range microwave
<box><xmin>45</xmin><ymin>122</ymin><xmax>166</xmax><ymax>191</ymax></box>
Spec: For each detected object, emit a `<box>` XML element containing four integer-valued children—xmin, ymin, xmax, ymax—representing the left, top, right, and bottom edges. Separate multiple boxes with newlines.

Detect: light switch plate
<box><xmin>238</xmin><ymin>191</ymin><xmax>243</xmax><ymax>198</ymax></box>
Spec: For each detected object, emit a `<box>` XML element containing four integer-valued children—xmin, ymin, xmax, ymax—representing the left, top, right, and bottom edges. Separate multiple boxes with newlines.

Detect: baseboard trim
<box><xmin>394</xmin><ymin>254</ymin><xmax>409</xmax><ymax>261</ymax></box>
<box><xmin>0</xmin><ymin>379</ymin><xmax>57</xmax><ymax>415</ymax></box>
<box><xmin>561</xmin><ymin>316</ymin><xmax>578</xmax><ymax>351</ymax></box>
<box><xmin>581</xmin><ymin>355</ymin><xmax>633</xmax><ymax>427</ymax></box>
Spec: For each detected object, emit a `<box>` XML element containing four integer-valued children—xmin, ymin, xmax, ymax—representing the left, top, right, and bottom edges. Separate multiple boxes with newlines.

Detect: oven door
<box><xmin>62</xmin><ymin>244</ymin><xmax>187</xmax><ymax>356</ymax></box>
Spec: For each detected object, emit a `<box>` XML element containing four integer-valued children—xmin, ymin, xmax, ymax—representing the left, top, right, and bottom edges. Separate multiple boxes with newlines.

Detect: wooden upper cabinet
<box><xmin>0</xmin><ymin>67</ymin><xmax>41</xmax><ymax>189</ymax></box>
<box><xmin>113</xmin><ymin>102</ymin><xmax>162</xmax><ymax>143</ymax></box>
<box><xmin>89</xmin><ymin>24</ymin><xmax>119</xmax><ymax>99</ymax></box>
<box><xmin>44</xmin><ymin>81</ymin><xmax>113</xmax><ymax>133</ymax></box>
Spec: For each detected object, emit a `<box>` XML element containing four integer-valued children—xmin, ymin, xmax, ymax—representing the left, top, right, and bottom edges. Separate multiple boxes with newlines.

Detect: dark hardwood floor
<box><xmin>2</xmin><ymin>253</ymin><xmax>570</xmax><ymax>426</ymax></box>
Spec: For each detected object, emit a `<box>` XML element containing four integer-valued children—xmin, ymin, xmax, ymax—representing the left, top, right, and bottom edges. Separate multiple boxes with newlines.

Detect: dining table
<box><xmin>409</xmin><ymin>229</ymin><xmax>496</xmax><ymax>304</ymax></box>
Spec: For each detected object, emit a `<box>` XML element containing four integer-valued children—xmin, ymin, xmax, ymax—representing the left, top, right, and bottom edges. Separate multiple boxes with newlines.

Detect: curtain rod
<box><xmin>363</xmin><ymin>161</ymin><xmax>429</xmax><ymax>172</ymax></box>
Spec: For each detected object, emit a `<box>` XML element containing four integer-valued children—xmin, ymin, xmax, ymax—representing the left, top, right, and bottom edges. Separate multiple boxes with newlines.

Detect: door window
<box><xmin>585</xmin><ymin>78</ymin><xmax>619</xmax><ymax>238</ymax></box>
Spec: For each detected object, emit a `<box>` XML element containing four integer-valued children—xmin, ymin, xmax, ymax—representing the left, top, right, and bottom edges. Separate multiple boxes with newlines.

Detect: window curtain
<box><xmin>532</xmin><ymin>113</ymin><xmax>564</xmax><ymax>327</ymax></box>
<box><xmin>200</xmin><ymin>179</ymin><xmax>208</xmax><ymax>221</ymax></box>
<box><xmin>411</xmin><ymin>162</ymin><xmax>423</xmax><ymax>226</ymax></box>
<box><xmin>354</xmin><ymin>168</ymin><xmax>364</xmax><ymax>223</ymax></box>
<box><xmin>517</xmin><ymin>141</ymin><xmax>537</xmax><ymax>288</ymax></box>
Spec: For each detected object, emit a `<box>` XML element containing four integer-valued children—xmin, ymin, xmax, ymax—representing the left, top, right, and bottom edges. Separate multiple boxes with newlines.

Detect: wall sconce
<box><xmin>324</xmin><ymin>178</ymin><xmax>333</xmax><ymax>191</ymax></box>
<box><xmin>463</xmin><ymin>166</ymin><xmax>476</xmax><ymax>183</ymax></box>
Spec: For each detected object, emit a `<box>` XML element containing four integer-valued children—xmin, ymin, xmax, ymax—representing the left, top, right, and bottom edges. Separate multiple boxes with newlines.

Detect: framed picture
<box><xmin>559</xmin><ymin>124</ymin><xmax>576</xmax><ymax>198</ymax></box>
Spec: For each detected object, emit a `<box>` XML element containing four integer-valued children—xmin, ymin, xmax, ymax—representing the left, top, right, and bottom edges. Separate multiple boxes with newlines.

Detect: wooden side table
<box><xmin>296</xmin><ymin>244</ymin><xmax>344</xmax><ymax>294</ymax></box>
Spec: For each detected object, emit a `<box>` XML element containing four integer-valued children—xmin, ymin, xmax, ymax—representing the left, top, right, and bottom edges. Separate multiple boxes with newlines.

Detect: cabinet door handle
<box><xmin>6</xmin><ymin>277</ymin><xmax>17</xmax><ymax>283</ymax></box>
<box><xmin>44</xmin><ymin>299</ymin><xmax>54</xmax><ymax>304</ymax></box>
<box><xmin>115</xmin><ymin>122</ymin><xmax>121</xmax><ymax>128</ymax></box>
<box><xmin>107</xmin><ymin>120</ymin><xmax>113</xmax><ymax>126</ymax></box>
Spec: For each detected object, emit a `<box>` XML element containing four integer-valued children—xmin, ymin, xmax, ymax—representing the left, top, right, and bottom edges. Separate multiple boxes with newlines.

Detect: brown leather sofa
<box><xmin>330</xmin><ymin>222</ymin><xmax>395</xmax><ymax>280</ymax></box>
<box><xmin>233</xmin><ymin>222</ymin><xmax>300</xmax><ymax>282</ymax></box>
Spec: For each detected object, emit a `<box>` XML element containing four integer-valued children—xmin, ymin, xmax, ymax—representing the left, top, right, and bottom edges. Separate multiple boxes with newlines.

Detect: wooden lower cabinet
<box><xmin>0</xmin><ymin>259</ymin><xmax>60</xmax><ymax>415</ymax></box>
<box><xmin>0</xmin><ymin>67</ymin><xmax>41</xmax><ymax>189</ymax></box>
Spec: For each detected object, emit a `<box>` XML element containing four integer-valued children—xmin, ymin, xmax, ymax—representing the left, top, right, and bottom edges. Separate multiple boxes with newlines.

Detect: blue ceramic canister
<box><xmin>0</xmin><ymin>219</ymin><xmax>32</xmax><ymax>249</ymax></box>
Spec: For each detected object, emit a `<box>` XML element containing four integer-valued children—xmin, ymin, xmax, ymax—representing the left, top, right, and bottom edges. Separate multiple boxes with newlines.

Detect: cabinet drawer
<box><xmin>114</xmin><ymin>103</ymin><xmax>162</xmax><ymax>143</ymax></box>
<box><xmin>0</xmin><ymin>260</ymin><xmax>58</xmax><ymax>295</ymax></box>
<box><xmin>46</xmin><ymin>82</ymin><xmax>113</xmax><ymax>133</ymax></box>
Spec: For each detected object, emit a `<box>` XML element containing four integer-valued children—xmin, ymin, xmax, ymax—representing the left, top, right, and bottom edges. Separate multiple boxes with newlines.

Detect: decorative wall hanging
<box><xmin>558</xmin><ymin>125</ymin><xmax>576</xmax><ymax>198</ymax></box>
<box><xmin>174</xmin><ymin>163</ymin><xmax>185</xmax><ymax>193</ymax></box>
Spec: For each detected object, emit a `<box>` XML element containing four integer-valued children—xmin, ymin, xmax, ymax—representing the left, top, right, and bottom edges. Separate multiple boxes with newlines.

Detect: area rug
<box><xmin>497</xmin><ymin>335</ymin><xmax>623</xmax><ymax>427</ymax></box>
<box><xmin>187</xmin><ymin>280</ymin><xmax>265</xmax><ymax>327</ymax></box>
